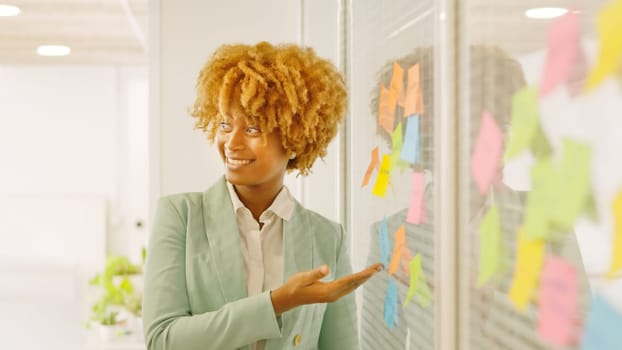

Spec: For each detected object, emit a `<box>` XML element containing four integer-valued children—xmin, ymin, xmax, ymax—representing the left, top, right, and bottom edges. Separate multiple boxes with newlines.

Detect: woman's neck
<box><xmin>233</xmin><ymin>183</ymin><xmax>283</xmax><ymax>222</ymax></box>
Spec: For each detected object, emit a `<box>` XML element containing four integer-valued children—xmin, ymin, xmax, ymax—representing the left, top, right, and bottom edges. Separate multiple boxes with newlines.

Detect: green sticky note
<box><xmin>404</xmin><ymin>254</ymin><xmax>421</xmax><ymax>307</ymax></box>
<box><xmin>391</xmin><ymin>122</ymin><xmax>410</xmax><ymax>172</ymax></box>
<box><xmin>415</xmin><ymin>273</ymin><xmax>433</xmax><ymax>308</ymax></box>
<box><xmin>523</xmin><ymin>158</ymin><xmax>557</xmax><ymax>240</ymax></box>
<box><xmin>478</xmin><ymin>204</ymin><xmax>501</xmax><ymax>286</ymax></box>
<box><xmin>504</xmin><ymin>86</ymin><xmax>540</xmax><ymax>160</ymax></box>
<box><xmin>550</xmin><ymin>139</ymin><xmax>592</xmax><ymax>231</ymax></box>
<box><xmin>531</xmin><ymin>125</ymin><xmax>553</xmax><ymax>158</ymax></box>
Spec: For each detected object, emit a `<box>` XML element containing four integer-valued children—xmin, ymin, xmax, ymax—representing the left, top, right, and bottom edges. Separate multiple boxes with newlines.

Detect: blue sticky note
<box><xmin>380</xmin><ymin>216</ymin><xmax>390</xmax><ymax>268</ymax></box>
<box><xmin>581</xmin><ymin>294</ymin><xmax>622</xmax><ymax>350</ymax></box>
<box><xmin>384</xmin><ymin>277</ymin><xmax>399</xmax><ymax>330</ymax></box>
<box><xmin>400</xmin><ymin>115</ymin><xmax>421</xmax><ymax>164</ymax></box>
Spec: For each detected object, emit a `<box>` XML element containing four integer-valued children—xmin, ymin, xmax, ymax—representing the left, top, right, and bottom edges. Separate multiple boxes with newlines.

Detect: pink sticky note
<box><xmin>537</xmin><ymin>257</ymin><xmax>579</xmax><ymax>347</ymax></box>
<box><xmin>471</xmin><ymin>111</ymin><xmax>504</xmax><ymax>195</ymax></box>
<box><xmin>407</xmin><ymin>172</ymin><xmax>425</xmax><ymax>224</ymax></box>
<box><xmin>539</xmin><ymin>11</ymin><xmax>581</xmax><ymax>97</ymax></box>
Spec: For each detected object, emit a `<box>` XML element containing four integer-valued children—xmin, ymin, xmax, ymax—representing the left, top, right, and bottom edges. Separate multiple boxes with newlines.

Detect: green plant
<box><xmin>123</xmin><ymin>292</ymin><xmax>142</xmax><ymax>317</ymax></box>
<box><xmin>88</xmin><ymin>254</ymin><xmax>143</xmax><ymax>326</ymax></box>
<box><xmin>95</xmin><ymin>310</ymin><xmax>119</xmax><ymax>326</ymax></box>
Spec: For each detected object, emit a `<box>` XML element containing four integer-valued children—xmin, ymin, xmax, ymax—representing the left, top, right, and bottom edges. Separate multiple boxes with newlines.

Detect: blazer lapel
<box><xmin>280</xmin><ymin>203</ymin><xmax>314</xmax><ymax>333</ymax></box>
<box><xmin>202</xmin><ymin>176</ymin><xmax>247</xmax><ymax>302</ymax></box>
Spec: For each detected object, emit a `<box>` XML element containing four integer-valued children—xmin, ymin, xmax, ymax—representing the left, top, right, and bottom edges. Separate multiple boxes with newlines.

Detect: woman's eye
<box><xmin>247</xmin><ymin>127</ymin><xmax>261</xmax><ymax>134</ymax></box>
<box><xmin>219</xmin><ymin>122</ymin><xmax>231</xmax><ymax>131</ymax></box>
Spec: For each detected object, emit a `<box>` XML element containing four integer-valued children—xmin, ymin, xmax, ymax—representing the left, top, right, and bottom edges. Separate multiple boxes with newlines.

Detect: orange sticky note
<box><xmin>608</xmin><ymin>189</ymin><xmax>622</xmax><ymax>278</ymax></box>
<box><xmin>388</xmin><ymin>225</ymin><xmax>406</xmax><ymax>275</ymax></box>
<box><xmin>508</xmin><ymin>228</ymin><xmax>545</xmax><ymax>311</ymax></box>
<box><xmin>378</xmin><ymin>85</ymin><xmax>397</xmax><ymax>134</ymax></box>
<box><xmin>537</xmin><ymin>257</ymin><xmax>578</xmax><ymax>347</ymax></box>
<box><xmin>400</xmin><ymin>243</ymin><xmax>412</xmax><ymax>275</ymax></box>
<box><xmin>372</xmin><ymin>155</ymin><xmax>392</xmax><ymax>197</ymax></box>
<box><xmin>403</xmin><ymin>63</ymin><xmax>424</xmax><ymax>117</ymax></box>
<box><xmin>390</xmin><ymin>62</ymin><xmax>404</xmax><ymax>100</ymax></box>
<box><xmin>471</xmin><ymin>111</ymin><xmax>504</xmax><ymax>196</ymax></box>
<box><xmin>540</xmin><ymin>11</ymin><xmax>582</xmax><ymax>96</ymax></box>
<box><xmin>361</xmin><ymin>147</ymin><xmax>380</xmax><ymax>187</ymax></box>
<box><xmin>586</xmin><ymin>0</ymin><xmax>622</xmax><ymax>90</ymax></box>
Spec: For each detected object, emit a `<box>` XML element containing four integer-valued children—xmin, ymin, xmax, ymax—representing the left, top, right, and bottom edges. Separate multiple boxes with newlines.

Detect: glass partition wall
<box><xmin>346</xmin><ymin>0</ymin><xmax>622</xmax><ymax>349</ymax></box>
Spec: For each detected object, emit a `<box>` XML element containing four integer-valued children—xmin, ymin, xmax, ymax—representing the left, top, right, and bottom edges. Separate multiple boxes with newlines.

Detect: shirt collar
<box><xmin>226</xmin><ymin>181</ymin><xmax>295</xmax><ymax>221</ymax></box>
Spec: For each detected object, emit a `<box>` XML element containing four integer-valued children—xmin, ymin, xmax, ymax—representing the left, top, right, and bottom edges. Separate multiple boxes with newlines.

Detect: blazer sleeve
<box><xmin>143</xmin><ymin>197</ymin><xmax>282</xmax><ymax>350</ymax></box>
<box><xmin>317</xmin><ymin>225</ymin><xmax>360</xmax><ymax>350</ymax></box>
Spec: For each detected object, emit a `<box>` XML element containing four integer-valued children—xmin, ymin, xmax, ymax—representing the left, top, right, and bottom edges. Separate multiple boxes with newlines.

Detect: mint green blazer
<box><xmin>143</xmin><ymin>177</ymin><xmax>358</xmax><ymax>350</ymax></box>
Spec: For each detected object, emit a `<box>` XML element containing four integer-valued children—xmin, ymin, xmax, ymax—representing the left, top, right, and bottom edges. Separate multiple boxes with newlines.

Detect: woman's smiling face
<box><xmin>216</xmin><ymin>98</ymin><xmax>289</xmax><ymax>191</ymax></box>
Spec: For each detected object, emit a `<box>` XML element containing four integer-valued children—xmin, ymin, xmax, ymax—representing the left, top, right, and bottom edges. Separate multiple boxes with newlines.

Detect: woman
<box><xmin>143</xmin><ymin>42</ymin><xmax>382</xmax><ymax>350</ymax></box>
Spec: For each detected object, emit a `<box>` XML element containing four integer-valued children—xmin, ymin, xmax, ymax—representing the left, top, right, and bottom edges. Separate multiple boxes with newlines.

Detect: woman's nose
<box><xmin>225</xmin><ymin>129</ymin><xmax>244</xmax><ymax>150</ymax></box>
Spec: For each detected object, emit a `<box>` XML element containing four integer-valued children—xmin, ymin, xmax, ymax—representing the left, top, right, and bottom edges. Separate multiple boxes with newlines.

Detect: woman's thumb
<box><xmin>304</xmin><ymin>265</ymin><xmax>329</xmax><ymax>283</ymax></box>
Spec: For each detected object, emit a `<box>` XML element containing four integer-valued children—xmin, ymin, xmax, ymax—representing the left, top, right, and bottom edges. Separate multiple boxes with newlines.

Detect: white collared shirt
<box><xmin>226</xmin><ymin>181</ymin><xmax>295</xmax><ymax>350</ymax></box>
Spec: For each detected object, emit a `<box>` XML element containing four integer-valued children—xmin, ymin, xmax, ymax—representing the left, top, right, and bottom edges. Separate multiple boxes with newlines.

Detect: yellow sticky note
<box><xmin>550</xmin><ymin>139</ymin><xmax>592</xmax><ymax>231</ymax></box>
<box><xmin>523</xmin><ymin>158</ymin><xmax>557</xmax><ymax>240</ymax></box>
<box><xmin>608</xmin><ymin>190</ymin><xmax>622</xmax><ymax>278</ymax></box>
<box><xmin>478</xmin><ymin>204</ymin><xmax>501</xmax><ymax>286</ymax></box>
<box><xmin>504</xmin><ymin>86</ymin><xmax>540</xmax><ymax>160</ymax></box>
<box><xmin>391</xmin><ymin>122</ymin><xmax>410</xmax><ymax>171</ymax></box>
<box><xmin>388</xmin><ymin>225</ymin><xmax>406</xmax><ymax>275</ymax></box>
<box><xmin>586</xmin><ymin>0</ymin><xmax>622</xmax><ymax>90</ymax></box>
<box><xmin>372</xmin><ymin>155</ymin><xmax>392</xmax><ymax>197</ymax></box>
<box><xmin>508</xmin><ymin>228</ymin><xmax>545</xmax><ymax>311</ymax></box>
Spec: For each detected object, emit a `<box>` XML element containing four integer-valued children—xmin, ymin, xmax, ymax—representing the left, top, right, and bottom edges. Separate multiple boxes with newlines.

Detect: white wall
<box><xmin>0</xmin><ymin>65</ymin><xmax>148</xmax><ymax>259</ymax></box>
<box><xmin>149</xmin><ymin>0</ymin><xmax>344</xmax><ymax>223</ymax></box>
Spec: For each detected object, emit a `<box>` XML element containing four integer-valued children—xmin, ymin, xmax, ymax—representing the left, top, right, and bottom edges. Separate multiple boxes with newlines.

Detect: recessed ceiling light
<box><xmin>0</xmin><ymin>4</ymin><xmax>20</xmax><ymax>16</ymax></box>
<box><xmin>37</xmin><ymin>45</ymin><xmax>71</xmax><ymax>57</ymax></box>
<box><xmin>525</xmin><ymin>7</ymin><xmax>568</xmax><ymax>19</ymax></box>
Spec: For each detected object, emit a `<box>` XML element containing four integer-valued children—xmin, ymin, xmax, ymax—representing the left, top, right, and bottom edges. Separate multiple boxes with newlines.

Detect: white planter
<box><xmin>98</xmin><ymin>324</ymin><xmax>118</xmax><ymax>342</ymax></box>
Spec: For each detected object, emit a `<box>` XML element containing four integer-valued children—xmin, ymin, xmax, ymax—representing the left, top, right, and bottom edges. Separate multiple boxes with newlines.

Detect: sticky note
<box><xmin>379</xmin><ymin>217</ymin><xmax>390</xmax><ymax>268</ymax></box>
<box><xmin>404</xmin><ymin>64</ymin><xmax>424</xmax><ymax>117</ymax></box>
<box><xmin>404</xmin><ymin>254</ymin><xmax>421</xmax><ymax>307</ymax></box>
<box><xmin>471</xmin><ymin>111</ymin><xmax>504</xmax><ymax>195</ymax></box>
<box><xmin>384</xmin><ymin>277</ymin><xmax>399</xmax><ymax>330</ymax></box>
<box><xmin>390</xmin><ymin>62</ymin><xmax>404</xmax><ymax>100</ymax></box>
<box><xmin>580</xmin><ymin>294</ymin><xmax>622</xmax><ymax>350</ymax></box>
<box><xmin>388</xmin><ymin>225</ymin><xmax>406</xmax><ymax>275</ymax></box>
<box><xmin>540</xmin><ymin>12</ymin><xmax>581</xmax><ymax>97</ymax></box>
<box><xmin>508</xmin><ymin>228</ymin><xmax>545</xmax><ymax>311</ymax></box>
<box><xmin>550</xmin><ymin>139</ymin><xmax>592</xmax><ymax>231</ymax></box>
<box><xmin>608</xmin><ymin>189</ymin><xmax>622</xmax><ymax>278</ymax></box>
<box><xmin>478</xmin><ymin>204</ymin><xmax>501</xmax><ymax>286</ymax></box>
<box><xmin>406</xmin><ymin>172</ymin><xmax>425</xmax><ymax>224</ymax></box>
<box><xmin>400</xmin><ymin>115</ymin><xmax>421</xmax><ymax>164</ymax></box>
<box><xmin>400</xmin><ymin>243</ymin><xmax>412</xmax><ymax>275</ymax></box>
<box><xmin>586</xmin><ymin>0</ymin><xmax>622</xmax><ymax>90</ymax></box>
<box><xmin>391</xmin><ymin>122</ymin><xmax>410</xmax><ymax>171</ymax></box>
<box><xmin>404</xmin><ymin>254</ymin><xmax>432</xmax><ymax>308</ymax></box>
<box><xmin>537</xmin><ymin>257</ymin><xmax>578</xmax><ymax>347</ymax></box>
<box><xmin>523</xmin><ymin>158</ymin><xmax>557</xmax><ymax>240</ymax></box>
<box><xmin>372</xmin><ymin>155</ymin><xmax>392</xmax><ymax>197</ymax></box>
<box><xmin>361</xmin><ymin>147</ymin><xmax>379</xmax><ymax>187</ymax></box>
<box><xmin>378</xmin><ymin>86</ymin><xmax>395</xmax><ymax>134</ymax></box>
<box><xmin>504</xmin><ymin>86</ymin><xmax>540</xmax><ymax>160</ymax></box>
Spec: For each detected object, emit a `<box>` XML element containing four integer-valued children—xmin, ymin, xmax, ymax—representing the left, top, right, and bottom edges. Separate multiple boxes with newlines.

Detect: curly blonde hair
<box><xmin>190</xmin><ymin>41</ymin><xmax>347</xmax><ymax>176</ymax></box>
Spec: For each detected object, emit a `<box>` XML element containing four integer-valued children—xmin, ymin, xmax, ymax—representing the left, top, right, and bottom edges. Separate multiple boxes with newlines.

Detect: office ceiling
<box><xmin>0</xmin><ymin>0</ymin><xmax>147</xmax><ymax>65</ymax></box>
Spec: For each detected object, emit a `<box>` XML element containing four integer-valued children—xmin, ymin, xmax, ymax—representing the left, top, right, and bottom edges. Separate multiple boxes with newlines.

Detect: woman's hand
<box><xmin>270</xmin><ymin>263</ymin><xmax>383</xmax><ymax>316</ymax></box>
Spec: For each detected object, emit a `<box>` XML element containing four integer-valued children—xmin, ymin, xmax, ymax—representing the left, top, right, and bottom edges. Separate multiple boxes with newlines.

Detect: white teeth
<box><xmin>227</xmin><ymin>158</ymin><xmax>253</xmax><ymax>165</ymax></box>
